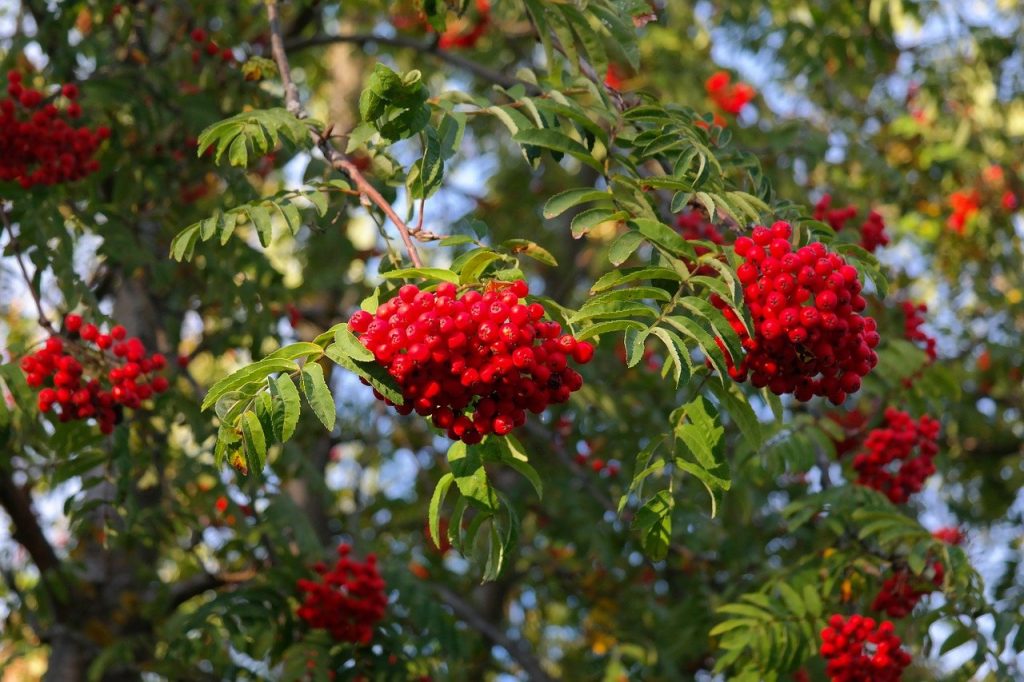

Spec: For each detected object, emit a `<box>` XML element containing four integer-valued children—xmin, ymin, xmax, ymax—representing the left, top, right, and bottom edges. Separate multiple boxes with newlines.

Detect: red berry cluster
<box><xmin>296</xmin><ymin>544</ymin><xmax>387</xmax><ymax>645</ymax></box>
<box><xmin>948</xmin><ymin>189</ymin><xmax>979</xmax><ymax>234</ymax></box>
<box><xmin>347</xmin><ymin>280</ymin><xmax>594</xmax><ymax>444</ymax></box>
<box><xmin>814</xmin><ymin>194</ymin><xmax>859</xmax><ymax>232</ymax></box>
<box><xmin>438</xmin><ymin>0</ymin><xmax>491</xmax><ymax>49</ymax></box>
<box><xmin>20</xmin><ymin>315</ymin><xmax>170</xmax><ymax>434</ymax></box>
<box><xmin>814</xmin><ymin>195</ymin><xmax>890</xmax><ymax>253</ymax></box>
<box><xmin>901</xmin><ymin>301</ymin><xmax>936</xmax><ymax>361</ymax></box>
<box><xmin>820</xmin><ymin>615</ymin><xmax>911</xmax><ymax>682</ymax></box>
<box><xmin>704</xmin><ymin>70</ymin><xmax>755</xmax><ymax>115</ymax></box>
<box><xmin>715</xmin><ymin>222</ymin><xmax>880</xmax><ymax>404</ymax></box>
<box><xmin>932</xmin><ymin>526</ymin><xmax>964</xmax><ymax>546</ymax></box>
<box><xmin>871</xmin><ymin>562</ymin><xmax>943</xmax><ymax>618</ymax></box>
<box><xmin>852</xmin><ymin>408</ymin><xmax>939</xmax><ymax>504</ymax></box>
<box><xmin>189</xmin><ymin>27</ymin><xmax>235</xmax><ymax>64</ymax></box>
<box><xmin>676</xmin><ymin>210</ymin><xmax>726</xmax><ymax>249</ymax></box>
<box><xmin>1</xmin><ymin>72</ymin><xmax>109</xmax><ymax>188</ymax></box>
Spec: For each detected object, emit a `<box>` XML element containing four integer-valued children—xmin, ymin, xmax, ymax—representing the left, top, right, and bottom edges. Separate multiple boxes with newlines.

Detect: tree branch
<box><xmin>265</xmin><ymin>1</ymin><xmax>424</xmax><ymax>268</ymax></box>
<box><xmin>286</xmin><ymin>33</ymin><xmax>538</xmax><ymax>93</ymax></box>
<box><xmin>0</xmin><ymin>469</ymin><xmax>59</xmax><ymax>575</ymax></box>
<box><xmin>435</xmin><ymin>585</ymin><xmax>553</xmax><ymax>682</ymax></box>
<box><xmin>1</xmin><ymin>207</ymin><xmax>57</xmax><ymax>334</ymax></box>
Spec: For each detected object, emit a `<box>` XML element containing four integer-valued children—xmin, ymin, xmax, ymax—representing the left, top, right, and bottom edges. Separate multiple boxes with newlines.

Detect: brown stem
<box><xmin>264</xmin><ymin>1</ymin><xmax>423</xmax><ymax>268</ymax></box>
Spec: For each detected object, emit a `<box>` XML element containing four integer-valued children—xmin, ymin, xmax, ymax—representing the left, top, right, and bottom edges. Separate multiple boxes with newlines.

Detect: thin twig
<box><xmin>1</xmin><ymin>207</ymin><xmax>56</xmax><ymax>334</ymax></box>
<box><xmin>264</xmin><ymin>1</ymin><xmax>423</xmax><ymax>267</ymax></box>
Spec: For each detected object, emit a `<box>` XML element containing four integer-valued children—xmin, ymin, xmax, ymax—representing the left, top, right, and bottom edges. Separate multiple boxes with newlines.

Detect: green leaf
<box><xmin>490</xmin><ymin>436</ymin><xmax>543</xmax><ymax>499</ymax></box>
<box><xmin>608</xmin><ymin>230</ymin><xmax>645</xmax><ymax>266</ymax></box>
<box><xmin>632</xmin><ymin>218</ymin><xmax>697</xmax><ymax>258</ymax></box>
<box><xmin>939</xmin><ymin>626</ymin><xmax>974</xmax><ymax>656</ymax></box>
<box><xmin>458</xmin><ymin>250</ymin><xmax>503</xmax><ymax>283</ymax></box>
<box><xmin>543</xmin><ymin>188</ymin><xmax>612</xmax><ymax>219</ymax></box>
<box><xmin>269</xmin><ymin>374</ymin><xmax>301</xmax><ymax>442</ymax></box>
<box><xmin>501</xmin><ymin>239</ymin><xmax>558</xmax><ymax>267</ymax></box>
<box><xmin>776</xmin><ymin>582</ymin><xmax>805</xmax><ymax>618</ymax></box>
<box><xmin>202</xmin><ymin>359</ymin><xmax>300</xmax><ymax>411</ymax></box>
<box><xmin>324</xmin><ymin>346</ymin><xmax>404</xmax><ymax>405</ymax></box>
<box><xmin>333</xmin><ymin>328</ymin><xmax>374</xmax><ymax>362</ymax></box>
<box><xmin>265</xmin><ymin>342</ymin><xmax>325</xmax><ymax>362</ymax></box>
<box><xmin>429</xmin><ymin>473</ymin><xmax>455</xmax><ymax>550</ymax></box>
<box><xmin>247</xmin><ymin>204</ymin><xmax>273</xmax><ymax>247</ymax></box>
<box><xmin>380</xmin><ymin>267</ymin><xmax>460</xmax><ymax>284</ymax></box>
<box><xmin>241</xmin><ymin>411</ymin><xmax>267</xmax><ymax>473</ymax></box>
<box><xmin>674</xmin><ymin>396</ymin><xmax>723</xmax><ymax>471</ymax></box>
<box><xmin>633</xmin><ymin>490</ymin><xmax>673</xmax><ymax>561</ymax></box>
<box><xmin>482</xmin><ymin>518</ymin><xmax>505</xmax><ymax>582</ymax></box>
<box><xmin>803</xmin><ymin>585</ymin><xmax>823</xmax><ymax>618</ymax></box>
<box><xmin>513</xmin><ymin>129</ymin><xmax>603</xmax><ymax>171</ymax></box>
<box><xmin>447</xmin><ymin>441</ymin><xmax>498</xmax><ymax>511</ymax></box>
<box><xmin>300</xmin><ymin>363</ymin><xmax>336</xmax><ymax>431</ymax></box>
<box><xmin>591</xmin><ymin>267</ymin><xmax>683</xmax><ymax>293</ymax></box>
<box><xmin>571</xmin><ymin>208</ymin><xmax>627</xmax><ymax>239</ymax></box>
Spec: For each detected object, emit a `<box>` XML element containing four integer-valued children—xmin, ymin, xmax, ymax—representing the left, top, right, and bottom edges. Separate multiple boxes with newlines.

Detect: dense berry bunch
<box><xmin>348</xmin><ymin>280</ymin><xmax>594</xmax><ymax>443</ymax></box>
<box><xmin>932</xmin><ymin>526</ymin><xmax>964</xmax><ymax>545</ymax></box>
<box><xmin>704</xmin><ymin>70</ymin><xmax>755</xmax><ymax>115</ymax></box>
<box><xmin>20</xmin><ymin>315</ymin><xmax>169</xmax><ymax>434</ymax></box>
<box><xmin>814</xmin><ymin>194</ymin><xmax>859</xmax><ymax>232</ymax></box>
<box><xmin>1</xmin><ymin>72</ymin><xmax>109</xmax><ymax>188</ymax></box>
<box><xmin>871</xmin><ymin>562</ymin><xmax>943</xmax><ymax>618</ymax></box>
<box><xmin>814</xmin><ymin>196</ymin><xmax>890</xmax><ymax>253</ymax></box>
<box><xmin>859</xmin><ymin>210</ymin><xmax>890</xmax><ymax>253</ymax></box>
<box><xmin>296</xmin><ymin>544</ymin><xmax>387</xmax><ymax>645</ymax></box>
<box><xmin>713</xmin><ymin>222</ymin><xmax>880</xmax><ymax>404</ymax></box>
<box><xmin>901</xmin><ymin>301</ymin><xmax>936</xmax><ymax>361</ymax></box>
<box><xmin>820</xmin><ymin>615</ymin><xmax>911</xmax><ymax>682</ymax></box>
<box><xmin>676</xmin><ymin>210</ymin><xmax>726</xmax><ymax>252</ymax></box>
<box><xmin>852</xmin><ymin>408</ymin><xmax>939</xmax><ymax>504</ymax></box>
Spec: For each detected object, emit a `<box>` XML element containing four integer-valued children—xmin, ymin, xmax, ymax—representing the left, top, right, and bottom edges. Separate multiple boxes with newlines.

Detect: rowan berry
<box><xmin>296</xmin><ymin>544</ymin><xmax>386</xmax><ymax>645</ymax></box>
<box><xmin>852</xmin><ymin>408</ymin><xmax>939</xmax><ymax>504</ymax></box>
<box><xmin>348</xmin><ymin>280</ymin><xmax>592</xmax><ymax>443</ymax></box>
<box><xmin>820</xmin><ymin>615</ymin><xmax>910</xmax><ymax>682</ymax></box>
<box><xmin>713</xmin><ymin>222</ymin><xmax>879</xmax><ymax>403</ymax></box>
<box><xmin>19</xmin><ymin>314</ymin><xmax>170</xmax><ymax>434</ymax></box>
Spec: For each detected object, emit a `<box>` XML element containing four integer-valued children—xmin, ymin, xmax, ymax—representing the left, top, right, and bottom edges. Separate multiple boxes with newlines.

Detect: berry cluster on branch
<box><xmin>20</xmin><ymin>314</ymin><xmax>169</xmax><ymax>434</ymax></box>
<box><xmin>2</xmin><ymin>71</ymin><xmax>109</xmax><ymax>188</ymax></box>
<box><xmin>348</xmin><ymin>280</ymin><xmax>593</xmax><ymax>443</ymax></box>
<box><xmin>813</xmin><ymin>195</ymin><xmax>891</xmax><ymax>254</ymax></box>
<box><xmin>820</xmin><ymin>614</ymin><xmax>911</xmax><ymax>682</ymax></box>
<box><xmin>901</xmin><ymin>301</ymin><xmax>937</xmax><ymax>361</ymax></box>
<box><xmin>296</xmin><ymin>544</ymin><xmax>387</xmax><ymax>645</ymax></box>
<box><xmin>852</xmin><ymin>408</ymin><xmax>939</xmax><ymax>504</ymax></box>
<box><xmin>871</xmin><ymin>561</ymin><xmax>943</xmax><ymax>618</ymax></box>
<box><xmin>714</xmin><ymin>221</ymin><xmax>880</xmax><ymax>404</ymax></box>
